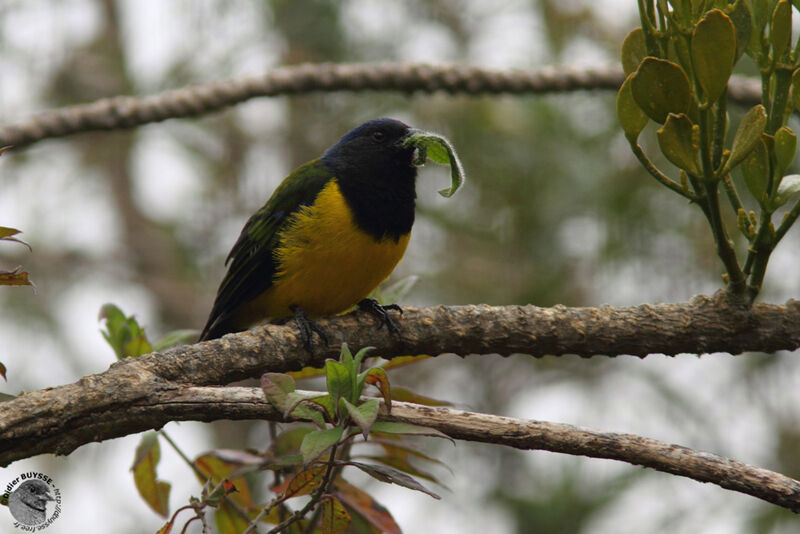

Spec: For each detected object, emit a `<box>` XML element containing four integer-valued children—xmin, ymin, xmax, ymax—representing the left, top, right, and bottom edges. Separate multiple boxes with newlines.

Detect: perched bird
<box><xmin>8</xmin><ymin>479</ymin><xmax>54</xmax><ymax>525</ymax></box>
<box><xmin>200</xmin><ymin>118</ymin><xmax>422</xmax><ymax>345</ymax></box>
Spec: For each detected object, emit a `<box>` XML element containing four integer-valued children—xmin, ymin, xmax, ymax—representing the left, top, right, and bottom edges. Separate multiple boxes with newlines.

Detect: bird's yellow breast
<box><xmin>233</xmin><ymin>179</ymin><xmax>410</xmax><ymax>326</ymax></box>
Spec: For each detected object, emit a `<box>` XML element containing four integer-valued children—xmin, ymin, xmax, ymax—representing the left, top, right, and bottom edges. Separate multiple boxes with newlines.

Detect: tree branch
<box><xmin>6</xmin><ymin>384</ymin><xmax>800</xmax><ymax>512</ymax></box>
<box><xmin>1</xmin><ymin>295</ymin><xmax>799</xmax><ymax>466</ymax></box>
<box><xmin>0</xmin><ymin>63</ymin><xmax>761</xmax><ymax>149</ymax></box>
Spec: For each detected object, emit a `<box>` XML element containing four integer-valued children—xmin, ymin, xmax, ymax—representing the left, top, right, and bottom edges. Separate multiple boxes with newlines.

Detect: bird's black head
<box><xmin>321</xmin><ymin>118</ymin><xmax>419</xmax><ymax>241</ymax></box>
<box><xmin>321</xmin><ymin>118</ymin><xmax>417</xmax><ymax>177</ymax></box>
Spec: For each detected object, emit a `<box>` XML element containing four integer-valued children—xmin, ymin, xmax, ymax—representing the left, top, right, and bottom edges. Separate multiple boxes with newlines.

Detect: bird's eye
<box><xmin>371</xmin><ymin>131</ymin><xmax>386</xmax><ymax>143</ymax></box>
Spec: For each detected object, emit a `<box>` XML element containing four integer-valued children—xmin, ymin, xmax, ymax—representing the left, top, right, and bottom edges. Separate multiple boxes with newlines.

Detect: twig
<box><xmin>0</xmin><ymin>64</ymin><xmax>761</xmax><ymax>149</ymax></box>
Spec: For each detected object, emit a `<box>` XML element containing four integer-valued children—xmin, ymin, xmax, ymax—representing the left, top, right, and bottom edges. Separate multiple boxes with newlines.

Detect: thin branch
<box><xmin>0</xmin><ymin>64</ymin><xmax>761</xmax><ymax>149</ymax></box>
<box><xmin>1</xmin><ymin>296</ymin><xmax>800</xmax><ymax>465</ymax></box>
<box><xmin>11</xmin><ymin>384</ymin><xmax>800</xmax><ymax>512</ymax></box>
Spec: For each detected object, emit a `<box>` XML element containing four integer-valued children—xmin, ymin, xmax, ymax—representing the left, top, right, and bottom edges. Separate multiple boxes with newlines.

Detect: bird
<box><xmin>200</xmin><ymin>118</ymin><xmax>421</xmax><ymax>346</ymax></box>
<box><xmin>8</xmin><ymin>479</ymin><xmax>54</xmax><ymax>525</ymax></box>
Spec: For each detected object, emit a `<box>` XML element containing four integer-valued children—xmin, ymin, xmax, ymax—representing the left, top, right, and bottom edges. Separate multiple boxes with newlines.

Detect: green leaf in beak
<box><xmin>402</xmin><ymin>131</ymin><xmax>465</xmax><ymax>197</ymax></box>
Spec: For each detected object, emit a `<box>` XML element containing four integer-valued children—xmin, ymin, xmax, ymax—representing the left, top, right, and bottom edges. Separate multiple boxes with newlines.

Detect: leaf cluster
<box><xmin>617</xmin><ymin>0</ymin><xmax>800</xmax><ymax>300</ymax></box>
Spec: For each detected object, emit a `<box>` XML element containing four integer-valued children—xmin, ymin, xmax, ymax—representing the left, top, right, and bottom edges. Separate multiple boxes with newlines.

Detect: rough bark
<box><xmin>1</xmin><ymin>296</ymin><xmax>799</xmax><ymax>467</ymax></box>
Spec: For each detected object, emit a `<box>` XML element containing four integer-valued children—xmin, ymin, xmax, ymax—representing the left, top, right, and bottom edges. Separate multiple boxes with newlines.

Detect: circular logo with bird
<box><xmin>4</xmin><ymin>474</ymin><xmax>61</xmax><ymax>528</ymax></box>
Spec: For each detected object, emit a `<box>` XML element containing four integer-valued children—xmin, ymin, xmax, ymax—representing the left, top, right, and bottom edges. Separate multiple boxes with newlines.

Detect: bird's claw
<box><xmin>291</xmin><ymin>306</ymin><xmax>328</xmax><ymax>352</ymax></box>
<box><xmin>357</xmin><ymin>298</ymin><xmax>402</xmax><ymax>334</ymax></box>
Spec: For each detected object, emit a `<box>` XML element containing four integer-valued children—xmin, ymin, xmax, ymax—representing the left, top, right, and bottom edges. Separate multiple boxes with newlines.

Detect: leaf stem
<box><xmin>629</xmin><ymin>142</ymin><xmax>698</xmax><ymax>200</ymax></box>
<box><xmin>774</xmin><ymin>198</ymin><xmax>800</xmax><ymax>243</ymax></box>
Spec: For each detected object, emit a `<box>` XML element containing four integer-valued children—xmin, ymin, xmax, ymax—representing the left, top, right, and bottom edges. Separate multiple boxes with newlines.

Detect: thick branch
<box><xmin>1</xmin><ymin>295</ymin><xmax>799</xmax><ymax>466</ymax></box>
<box><xmin>6</xmin><ymin>384</ymin><xmax>800</xmax><ymax>512</ymax></box>
<box><xmin>0</xmin><ymin>63</ymin><xmax>760</xmax><ymax>148</ymax></box>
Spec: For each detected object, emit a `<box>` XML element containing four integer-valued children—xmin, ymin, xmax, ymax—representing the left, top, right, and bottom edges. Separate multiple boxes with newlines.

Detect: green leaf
<box><xmin>338</xmin><ymin>342</ymin><xmax>355</xmax><ymax>376</ymax></box>
<box><xmin>321</xmin><ymin>496</ymin><xmax>351</xmax><ymax>534</ymax></box>
<box><xmin>347</xmin><ymin>461</ymin><xmax>441</xmax><ymax>499</ymax></box>
<box><xmin>401</xmin><ymin>131</ymin><xmax>465</xmax><ymax>197</ymax></box>
<box><xmin>774</xmin><ymin>126</ymin><xmax>796</xmax><ymax>173</ymax></box>
<box><xmin>630</xmin><ymin>57</ymin><xmax>692</xmax><ymax>124</ymax></box>
<box><xmin>774</xmin><ymin>174</ymin><xmax>800</xmax><ymax>207</ymax></box>
<box><xmin>657</xmin><ymin>113</ymin><xmax>701</xmax><ymax>175</ymax></box>
<box><xmin>621</xmin><ymin>28</ymin><xmax>647</xmax><ymax>76</ymax></box>
<box><xmin>0</xmin><ymin>227</ymin><xmax>31</xmax><ymax>251</ymax></box>
<box><xmin>98</xmin><ymin>303</ymin><xmax>152</xmax><ymax>359</ymax></box>
<box><xmin>214</xmin><ymin>500</ymin><xmax>249</xmax><ymax>534</ymax></box>
<box><xmin>770</xmin><ymin>0</ymin><xmax>791</xmax><ymax>60</ymax></box>
<box><xmin>343</xmin><ymin>398</ymin><xmax>379</xmax><ymax>438</ymax></box>
<box><xmin>692</xmin><ymin>9</ymin><xmax>736</xmax><ymax>104</ymax></box>
<box><xmin>300</xmin><ymin>426</ymin><xmax>344</xmax><ymax>464</ymax></box>
<box><xmin>726</xmin><ymin>0</ymin><xmax>752</xmax><ymax>61</ymax></box>
<box><xmin>283</xmin><ymin>392</ymin><xmax>329</xmax><ymax>428</ymax></box>
<box><xmin>616</xmin><ymin>75</ymin><xmax>649</xmax><ymax>142</ymax></box>
<box><xmin>726</xmin><ymin>104</ymin><xmax>767</xmax><ymax>172</ymax></box>
<box><xmin>326</xmin><ymin>360</ymin><xmax>352</xmax><ymax>411</ymax></box>
<box><xmin>268</xmin><ymin>427</ymin><xmax>316</xmax><ymax>459</ymax></box>
<box><xmin>152</xmin><ymin>329</ymin><xmax>199</xmax><ymax>351</ymax></box>
<box><xmin>131</xmin><ymin>432</ymin><xmax>171</xmax><ymax>518</ymax></box>
<box><xmin>369</xmin><ymin>422</ymin><xmax>455</xmax><ymax>444</ymax></box>
<box><xmin>740</xmin><ymin>137</ymin><xmax>770</xmax><ymax>205</ymax></box>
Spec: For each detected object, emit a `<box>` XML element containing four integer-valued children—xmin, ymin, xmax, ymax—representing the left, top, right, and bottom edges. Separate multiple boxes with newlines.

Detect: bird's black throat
<box><xmin>335</xmin><ymin>163</ymin><xmax>418</xmax><ymax>242</ymax></box>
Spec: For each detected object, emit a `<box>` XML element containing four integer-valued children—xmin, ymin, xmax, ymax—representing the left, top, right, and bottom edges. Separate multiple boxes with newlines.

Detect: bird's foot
<box><xmin>290</xmin><ymin>306</ymin><xmax>328</xmax><ymax>352</ymax></box>
<box><xmin>357</xmin><ymin>298</ymin><xmax>402</xmax><ymax>334</ymax></box>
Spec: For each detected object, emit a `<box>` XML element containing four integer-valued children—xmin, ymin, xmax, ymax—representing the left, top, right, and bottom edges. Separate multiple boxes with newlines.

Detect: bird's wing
<box><xmin>200</xmin><ymin>159</ymin><xmax>334</xmax><ymax>340</ymax></box>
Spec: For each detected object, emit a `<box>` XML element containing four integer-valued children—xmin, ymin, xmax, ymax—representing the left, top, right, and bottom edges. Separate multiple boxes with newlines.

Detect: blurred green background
<box><xmin>0</xmin><ymin>1</ymin><xmax>799</xmax><ymax>533</ymax></box>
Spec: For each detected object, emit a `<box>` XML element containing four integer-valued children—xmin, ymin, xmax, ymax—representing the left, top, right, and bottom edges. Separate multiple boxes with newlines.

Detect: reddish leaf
<box><xmin>270</xmin><ymin>465</ymin><xmax>326</xmax><ymax>498</ymax></box>
<box><xmin>131</xmin><ymin>433</ymin><xmax>171</xmax><ymax>518</ymax></box>
<box><xmin>320</xmin><ymin>496</ymin><xmax>351</xmax><ymax>534</ymax></box>
<box><xmin>0</xmin><ymin>361</ymin><xmax>6</xmax><ymax>382</ymax></box>
<box><xmin>194</xmin><ymin>455</ymin><xmax>254</xmax><ymax>509</ymax></box>
<box><xmin>363</xmin><ymin>368</ymin><xmax>391</xmax><ymax>411</ymax></box>
<box><xmin>155</xmin><ymin>517</ymin><xmax>175</xmax><ymax>534</ymax></box>
<box><xmin>334</xmin><ymin>479</ymin><xmax>401</xmax><ymax>534</ymax></box>
<box><xmin>390</xmin><ymin>387</ymin><xmax>452</xmax><ymax>407</ymax></box>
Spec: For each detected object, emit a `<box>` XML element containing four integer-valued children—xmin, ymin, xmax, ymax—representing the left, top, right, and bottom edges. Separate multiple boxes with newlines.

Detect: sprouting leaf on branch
<box><xmin>98</xmin><ymin>303</ymin><xmax>152</xmax><ymax>359</ymax></box>
<box><xmin>401</xmin><ymin>130</ymin><xmax>465</xmax><ymax>197</ymax></box>
<box><xmin>726</xmin><ymin>105</ymin><xmax>767</xmax><ymax>173</ymax></box>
